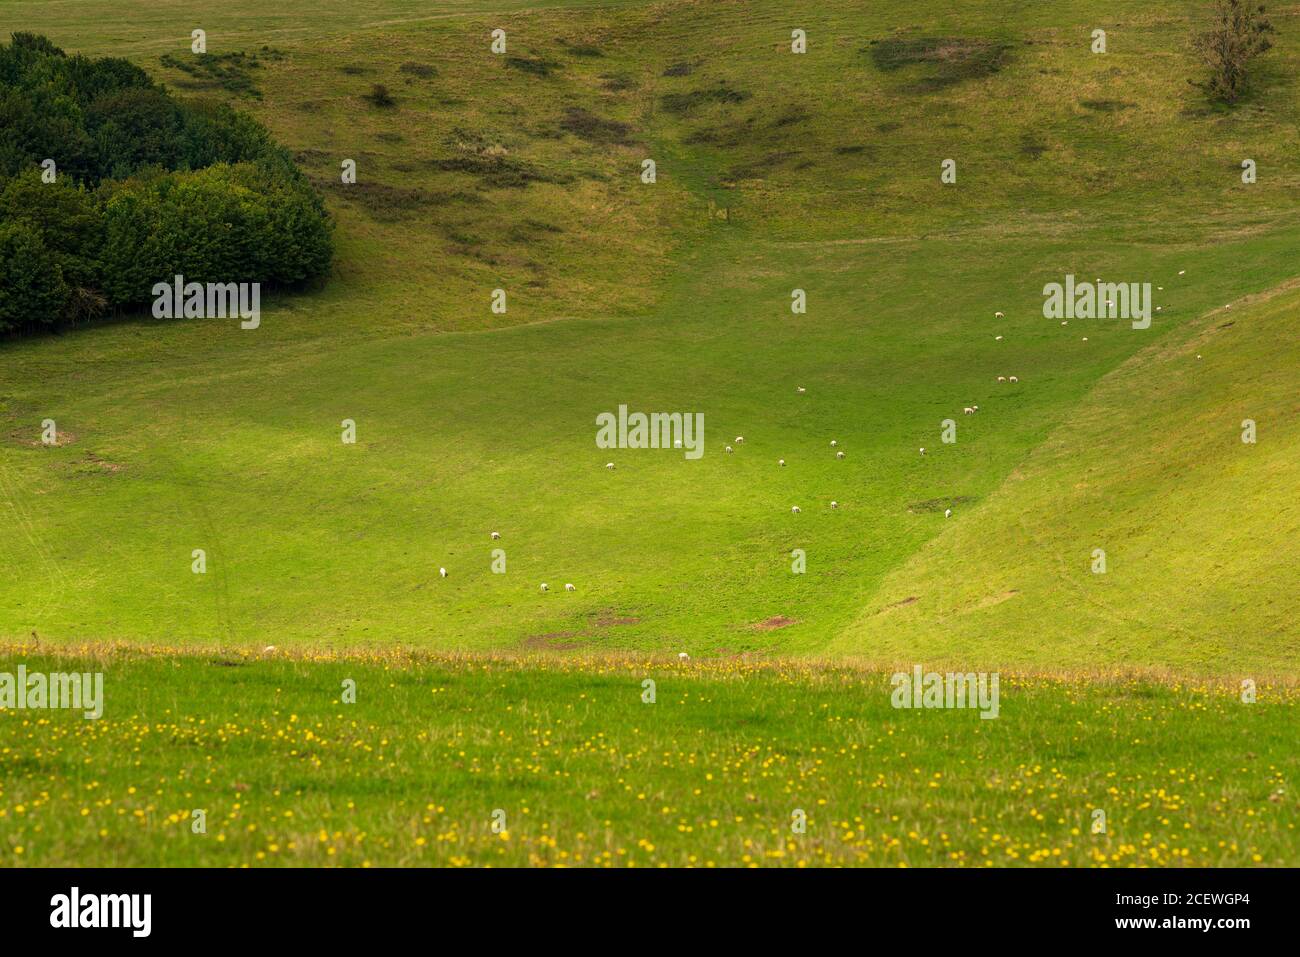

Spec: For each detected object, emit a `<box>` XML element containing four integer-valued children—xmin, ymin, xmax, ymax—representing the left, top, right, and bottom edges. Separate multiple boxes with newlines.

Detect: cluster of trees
<box><xmin>0</xmin><ymin>33</ymin><xmax>332</xmax><ymax>335</ymax></box>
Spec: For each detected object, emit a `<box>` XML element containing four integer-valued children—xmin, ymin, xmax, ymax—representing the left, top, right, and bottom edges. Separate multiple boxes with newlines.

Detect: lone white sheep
<box><xmin>836</xmin><ymin>450</ymin><xmax>845</xmax><ymax>459</ymax></box>
<box><xmin>964</xmin><ymin>407</ymin><xmax>974</xmax><ymax>415</ymax></box>
<box><xmin>678</xmin><ymin>652</ymin><xmax>689</xmax><ymax>660</ymax></box>
<box><xmin>439</xmin><ymin>567</ymin><xmax>447</xmax><ymax>578</ymax></box>
<box><xmin>791</xmin><ymin>506</ymin><xmax>801</xmax><ymax>514</ymax></box>
<box><xmin>919</xmin><ymin>448</ymin><xmax>926</xmax><ymax>456</ymax></box>
<box><xmin>565</xmin><ymin>583</ymin><xmax>575</xmax><ymax>592</ymax></box>
<box><xmin>830</xmin><ymin>501</ymin><xmax>839</xmax><ymax>509</ymax></box>
<box><xmin>540</xmin><ymin>583</ymin><xmax>549</xmax><ymax>592</ymax></box>
<box><xmin>605</xmin><ymin>462</ymin><xmax>615</xmax><ymax>470</ymax></box>
<box><xmin>796</xmin><ymin>386</ymin><xmax>806</xmax><ymax>394</ymax></box>
<box><xmin>490</xmin><ymin>531</ymin><xmax>501</xmax><ymax>540</ymax></box>
<box><xmin>735</xmin><ymin>436</ymin><xmax>744</xmax><ymax>444</ymax></box>
<box><xmin>726</xmin><ymin>445</ymin><xmax>734</xmax><ymax>453</ymax></box>
<box><xmin>779</xmin><ymin>458</ymin><xmax>786</xmax><ymax>466</ymax></box>
<box><xmin>830</xmin><ymin>440</ymin><xmax>838</xmax><ymax>447</ymax></box>
<box><xmin>995</xmin><ymin>335</ymin><xmax>1003</xmax><ymax>341</ymax></box>
<box><xmin>944</xmin><ymin>508</ymin><xmax>952</xmax><ymax>518</ymax></box>
<box><xmin>995</xmin><ymin>311</ymin><xmax>1004</xmax><ymax>318</ymax></box>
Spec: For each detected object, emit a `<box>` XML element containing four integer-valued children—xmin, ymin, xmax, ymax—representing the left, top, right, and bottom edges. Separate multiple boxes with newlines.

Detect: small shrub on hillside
<box><xmin>1192</xmin><ymin>0</ymin><xmax>1275</xmax><ymax>104</ymax></box>
<box><xmin>364</xmin><ymin>83</ymin><xmax>396</xmax><ymax>107</ymax></box>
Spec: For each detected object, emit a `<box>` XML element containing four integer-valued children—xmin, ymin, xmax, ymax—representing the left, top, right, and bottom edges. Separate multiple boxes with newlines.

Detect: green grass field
<box><xmin>2</xmin><ymin>647</ymin><xmax>1296</xmax><ymax>867</ymax></box>
<box><xmin>1</xmin><ymin>0</ymin><xmax>1297</xmax><ymax>866</ymax></box>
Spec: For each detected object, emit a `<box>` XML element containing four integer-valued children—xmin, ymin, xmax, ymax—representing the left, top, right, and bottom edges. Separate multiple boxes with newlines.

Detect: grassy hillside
<box><xmin>1</xmin><ymin>0</ymin><xmax>1298</xmax><ymax>871</ymax></box>
<box><xmin>830</xmin><ymin>276</ymin><xmax>1300</xmax><ymax>674</ymax></box>
<box><xmin>1</xmin><ymin>0</ymin><xmax>1298</xmax><ymax>667</ymax></box>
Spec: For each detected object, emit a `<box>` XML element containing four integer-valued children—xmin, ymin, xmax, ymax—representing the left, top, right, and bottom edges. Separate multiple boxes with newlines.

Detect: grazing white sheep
<box><xmin>1178</xmin><ymin>269</ymin><xmax>1186</xmax><ymax>275</ymax></box>
<box><xmin>830</xmin><ymin>440</ymin><xmax>838</xmax><ymax>447</ymax></box>
<box><xmin>1082</xmin><ymin>337</ymin><xmax>1088</xmax><ymax>342</ymax></box>
<box><xmin>1009</xmin><ymin>376</ymin><xmax>1018</xmax><ymax>383</ymax></box>
<box><xmin>440</xmin><ymin>567</ymin><xmax>447</xmax><ymax>578</ymax></box>
<box><xmin>263</xmin><ymin>645</ymin><xmax>276</xmax><ymax>653</ymax></box>
<box><xmin>836</xmin><ymin>450</ymin><xmax>845</xmax><ymax>459</ymax></box>
<box><xmin>944</xmin><ymin>508</ymin><xmax>952</xmax><ymax>518</ymax></box>
<box><xmin>735</xmin><ymin>436</ymin><xmax>744</xmax><ymax>444</ymax></box>
<box><xmin>779</xmin><ymin>458</ymin><xmax>786</xmax><ymax>466</ymax></box>
<box><xmin>1061</xmin><ymin>320</ymin><xmax>1068</xmax><ymax>325</ymax></box>
<box><xmin>490</xmin><ymin>531</ymin><xmax>500</xmax><ymax>540</ymax></box>
<box><xmin>1156</xmin><ymin>306</ymin><xmax>1162</xmax><ymax>312</ymax></box>
<box><xmin>605</xmin><ymin>462</ymin><xmax>615</xmax><ymax>470</ymax></box>
<box><xmin>565</xmin><ymin>583</ymin><xmax>575</xmax><ymax>592</ymax></box>
<box><xmin>725</xmin><ymin>445</ymin><xmax>734</xmax><ymax>453</ymax></box>
<box><xmin>995</xmin><ymin>311</ymin><xmax>1004</xmax><ymax>318</ymax></box>
<box><xmin>678</xmin><ymin>652</ymin><xmax>689</xmax><ymax>660</ymax></box>
<box><xmin>830</xmin><ymin>501</ymin><xmax>839</xmax><ymax>509</ymax></box>
<box><xmin>964</xmin><ymin>407</ymin><xmax>974</xmax><ymax>415</ymax></box>
<box><xmin>796</xmin><ymin>386</ymin><xmax>806</xmax><ymax>393</ymax></box>
<box><xmin>540</xmin><ymin>583</ymin><xmax>549</xmax><ymax>592</ymax></box>
<box><xmin>791</xmin><ymin>506</ymin><xmax>801</xmax><ymax>514</ymax></box>
<box><xmin>997</xmin><ymin>376</ymin><xmax>1006</xmax><ymax>382</ymax></box>
<box><xmin>995</xmin><ymin>335</ymin><xmax>1003</xmax><ymax>341</ymax></box>
<box><xmin>1158</xmin><ymin>286</ymin><xmax>1164</xmax><ymax>291</ymax></box>
<box><xmin>919</xmin><ymin>448</ymin><xmax>926</xmax><ymax>456</ymax></box>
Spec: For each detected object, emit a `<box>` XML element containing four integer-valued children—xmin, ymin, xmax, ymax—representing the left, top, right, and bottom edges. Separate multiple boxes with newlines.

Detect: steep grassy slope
<box><xmin>0</xmin><ymin>0</ymin><xmax>1297</xmax><ymax>669</ymax></box>
<box><xmin>830</xmin><ymin>277</ymin><xmax>1300</xmax><ymax>674</ymax></box>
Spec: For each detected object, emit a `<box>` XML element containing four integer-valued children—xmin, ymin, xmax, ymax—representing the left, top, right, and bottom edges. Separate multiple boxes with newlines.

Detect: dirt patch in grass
<box><xmin>877</xmin><ymin>596</ymin><xmax>920</xmax><ymax>614</ymax></box>
<box><xmin>521</xmin><ymin>632</ymin><xmax>587</xmax><ymax>651</ymax></box>
<box><xmin>158</xmin><ymin>48</ymin><xmax>284</xmax><ymax>98</ymax></box>
<box><xmin>319</xmin><ymin>178</ymin><xmax>481</xmax><ymax>221</ymax></box>
<box><xmin>974</xmin><ymin>589</ymin><xmax>1020</xmax><ymax>609</ymax></box>
<box><xmin>399</xmin><ymin>61</ymin><xmax>438</xmax><ymax>79</ymax></box>
<box><xmin>559</xmin><ymin>107</ymin><xmax>632</xmax><ymax>145</ymax></box>
<box><xmin>750</xmin><ymin>615</ymin><xmax>797</xmax><ymax>631</ymax></box>
<box><xmin>593</xmin><ymin>614</ymin><xmax>640</xmax><ymax>628</ymax></box>
<box><xmin>865</xmin><ymin>36</ymin><xmax>1010</xmax><ymax>92</ymax></box>
<box><xmin>558</xmin><ymin>40</ymin><xmax>603</xmax><ymax>58</ymax></box>
<box><xmin>724</xmin><ymin>150</ymin><xmax>801</xmax><ymax>182</ymax></box>
<box><xmin>660</xmin><ymin>84</ymin><xmax>750</xmax><ymax>116</ymax></box>
<box><xmin>600</xmin><ymin>73</ymin><xmax>636</xmax><ymax>92</ymax></box>
<box><xmin>428</xmin><ymin>154</ymin><xmax>571</xmax><ymax>189</ymax></box>
<box><xmin>907</xmin><ymin>495</ymin><xmax>975</xmax><ymax>514</ymax></box>
<box><xmin>14</xmin><ymin>428</ymin><xmax>76</xmax><ymax>447</ymax></box>
<box><xmin>1080</xmin><ymin>99</ymin><xmax>1135</xmax><ymax>112</ymax></box>
<box><xmin>506</xmin><ymin>56</ymin><xmax>559</xmax><ymax>77</ymax></box>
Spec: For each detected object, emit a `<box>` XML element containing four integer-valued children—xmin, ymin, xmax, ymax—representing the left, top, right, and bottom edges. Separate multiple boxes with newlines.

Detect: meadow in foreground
<box><xmin>1</xmin><ymin>647</ymin><xmax>1294</xmax><ymax>867</ymax></box>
